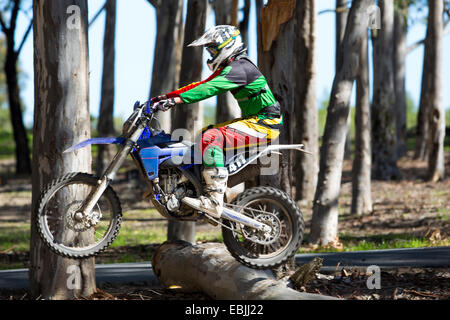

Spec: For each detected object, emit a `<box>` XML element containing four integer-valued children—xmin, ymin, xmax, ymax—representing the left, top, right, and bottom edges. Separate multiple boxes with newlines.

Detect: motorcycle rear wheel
<box><xmin>36</xmin><ymin>172</ymin><xmax>122</xmax><ymax>259</ymax></box>
<box><xmin>222</xmin><ymin>186</ymin><xmax>304</xmax><ymax>269</ymax></box>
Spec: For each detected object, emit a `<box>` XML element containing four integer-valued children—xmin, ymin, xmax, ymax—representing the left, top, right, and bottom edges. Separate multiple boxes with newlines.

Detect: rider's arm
<box><xmin>155</xmin><ymin>96</ymin><xmax>183</xmax><ymax>104</ymax></box>
<box><xmin>164</xmin><ymin>64</ymin><xmax>246</xmax><ymax>104</ymax></box>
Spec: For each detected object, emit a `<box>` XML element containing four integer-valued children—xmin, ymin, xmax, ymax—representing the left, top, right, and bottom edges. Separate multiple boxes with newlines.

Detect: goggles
<box><xmin>206</xmin><ymin>46</ymin><xmax>218</xmax><ymax>58</ymax></box>
<box><xmin>205</xmin><ymin>30</ymin><xmax>241</xmax><ymax>58</ymax></box>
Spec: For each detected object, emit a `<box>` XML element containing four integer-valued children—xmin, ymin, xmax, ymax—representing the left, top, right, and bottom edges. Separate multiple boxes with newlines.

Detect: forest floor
<box><xmin>0</xmin><ymin>151</ymin><xmax>449</xmax><ymax>300</ymax></box>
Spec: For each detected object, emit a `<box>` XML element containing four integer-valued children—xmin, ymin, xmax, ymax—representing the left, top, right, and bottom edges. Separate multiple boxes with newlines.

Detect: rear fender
<box><xmin>227</xmin><ymin>144</ymin><xmax>312</xmax><ymax>175</ymax></box>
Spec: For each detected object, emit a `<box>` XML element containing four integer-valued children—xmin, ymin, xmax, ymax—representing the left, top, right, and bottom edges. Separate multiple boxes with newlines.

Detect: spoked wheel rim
<box><xmin>228</xmin><ymin>198</ymin><xmax>293</xmax><ymax>259</ymax></box>
<box><xmin>40</xmin><ymin>180</ymin><xmax>115</xmax><ymax>253</ymax></box>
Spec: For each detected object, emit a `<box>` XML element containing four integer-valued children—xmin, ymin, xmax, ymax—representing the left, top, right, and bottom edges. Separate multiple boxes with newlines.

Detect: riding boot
<box><xmin>182</xmin><ymin>167</ymin><xmax>228</xmax><ymax>218</ymax></box>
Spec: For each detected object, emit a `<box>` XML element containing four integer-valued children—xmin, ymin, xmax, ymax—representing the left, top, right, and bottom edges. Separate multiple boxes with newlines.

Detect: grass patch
<box><xmin>0</xmin><ymin>222</ymin><xmax>30</xmax><ymax>253</ymax></box>
<box><xmin>0</xmin><ymin>131</ymin><xmax>15</xmax><ymax>158</ymax></box>
<box><xmin>436</xmin><ymin>208</ymin><xmax>450</xmax><ymax>221</ymax></box>
<box><xmin>299</xmin><ymin>233</ymin><xmax>449</xmax><ymax>254</ymax></box>
<box><xmin>0</xmin><ymin>262</ymin><xmax>26</xmax><ymax>270</ymax></box>
<box><xmin>196</xmin><ymin>230</ymin><xmax>222</xmax><ymax>243</ymax></box>
<box><xmin>122</xmin><ymin>208</ymin><xmax>161</xmax><ymax>220</ymax></box>
<box><xmin>0</xmin><ymin>190</ymin><xmax>31</xmax><ymax>198</ymax></box>
<box><xmin>112</xmin><ymin>221</ymin><xmax>222</xmax><ymax>248</ymax></box>
<box><xmin>111</xmin><ymin>221</ymin><xmax>168</xmax><ymax>247</ymax></box>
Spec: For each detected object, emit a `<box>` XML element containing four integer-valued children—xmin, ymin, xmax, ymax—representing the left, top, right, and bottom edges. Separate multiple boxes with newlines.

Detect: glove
<box><xmin>142</xmin><ymin>97</ymin><xmax>161</xmax><ymax>114</ymax></box>
<box><xmin>154</xmin><ymin>98</ymin><xmax>176</xmax><ymax>112</ymax></box>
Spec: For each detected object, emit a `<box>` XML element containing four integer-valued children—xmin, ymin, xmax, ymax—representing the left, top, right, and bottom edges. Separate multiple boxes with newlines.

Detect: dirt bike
<box><xmin>36</xmin><ymin>101</ymin><xmax>310</xmax><ymax>269</ymax></box>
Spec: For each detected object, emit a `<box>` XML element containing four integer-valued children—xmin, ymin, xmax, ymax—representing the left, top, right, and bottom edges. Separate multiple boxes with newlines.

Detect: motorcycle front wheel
<box><xmin>35</xmin><ymin>172</ymin><xmax>122</xmax><ymax>259</ymax></box>
<box><xmin>222</xmin><ymin>186</ymin><xmax>304</xmax><ymax>269</ymax></box>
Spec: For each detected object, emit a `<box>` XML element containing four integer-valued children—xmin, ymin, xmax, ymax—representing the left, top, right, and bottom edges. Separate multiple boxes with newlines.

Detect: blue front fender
<box><xmin>63</xmin><ymin>137</ymin><xmax>126</xmax><ymax>153</ymax></box>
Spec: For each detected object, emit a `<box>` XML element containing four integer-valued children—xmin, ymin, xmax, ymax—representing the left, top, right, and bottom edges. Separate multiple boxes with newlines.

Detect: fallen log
<box><xmin>152</xmin><ymin>241</ymin><xmax>339</xmax><ymax>300</ymax></box>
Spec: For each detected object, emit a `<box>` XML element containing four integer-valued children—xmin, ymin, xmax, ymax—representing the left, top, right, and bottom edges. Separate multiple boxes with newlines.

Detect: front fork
<box><xmin>76</xmin><ymin>121</ymin><xmax>147</xmax><ymax>221</ymax></box>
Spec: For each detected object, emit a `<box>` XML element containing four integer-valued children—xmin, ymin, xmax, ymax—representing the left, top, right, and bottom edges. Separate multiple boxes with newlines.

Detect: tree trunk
<box><xmin>30</xmin><ymin>0</ymin><xmax>95</xmax><ymax>299</ymax></box>
<box><xmin>425</xmin><ymin>0</ymin><xmax>445</xmax><ymax>182</ymax></box>
<box><xmin>213</xmin><ymin>0</ymin><xmax>242</xmax><ymax>124</ymax></box>
<box><xmin>309</xmin><ymin>0</ymin><xmax>371</xmax><ymax>245</ymax></box>
<box><xmin>415</xmin><ymin>71</ymin><xmax>429</xmax><ymax>160</ymax></box>
<box><xmin>149</xmin><ymin>0</ymin><xmax>184</xmax><ymax>133</ymax></box>
<box><xmin>96</xmin><ymin>0</ymin><xmax>117</xmax><ymax>176</ymax></box>
<box><xmin>394</xmin><ymin>1</ymin><xmax>408</xmax><ymax>158</ymax></box>
<box><xmin>351</xmin><ymin>27</ymin><xmax>372</xmax><ymax>216</ymax></box>
<box><xmin>371</xmin><ymin>0</ymin><xmax>401</xmax><ymax>181</ymax></box>
<box><xmin>255</xmin><ymin>0</ymin><xmax>263</xmax><ymax>59</ymax></box>
<box><xmin>4</xmin><ymin>50</ymin><xmax>31</xmax><ymax>175</ymax></box>
<box><xmin>414</xmin><ymin>9</ymin><xmax>430</xmax><ymax>161</ymax></box>
<box><xmin>239</xmin><ymin>0</ymin><xmax>251</xmax><ymax>50</ymax></box>
<box><xmin>1</xmin><ymin>0</ymin><xmax>32</xmax><ymax>176</ymax></box>
<box><xmin>293</xmin><ymin>0</ymin><xmax>318</xmax><ymax>204</ymax></box>
<box><xmin>258</xmin><ymin>0</ymin><xmax>297</xmax><ymax>196</ymax></box>
<box><xmin>335</xmin><ymin>0</ymin><xmax>348</xmax><ymax>67</ymax></box>
<box><xmin>335</xmin><ymin>0</ymin><xmax>351</xmax><ymax>160</ymax></box>
<box><xmin>169</xmin><ymin>0</ymin><xmax>208</xmax><ymax>243</ymax></box>
<box><xmin>152</xmin><ymin>241</ymin><xmax>338</xmax><ymax>300</ymax></box>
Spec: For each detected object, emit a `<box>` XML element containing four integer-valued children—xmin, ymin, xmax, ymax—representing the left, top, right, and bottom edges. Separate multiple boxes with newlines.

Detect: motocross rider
<box><xmin>150</xmin><ymin>25</ymin><xmax>282</xmax><ymax>219</ymax></box>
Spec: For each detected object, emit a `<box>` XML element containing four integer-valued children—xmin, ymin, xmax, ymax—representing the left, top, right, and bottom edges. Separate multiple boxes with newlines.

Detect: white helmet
<box><xmin>188</xmin><ymin>25</ymin><xmax>245</xmax><ymax>72</ymax></box>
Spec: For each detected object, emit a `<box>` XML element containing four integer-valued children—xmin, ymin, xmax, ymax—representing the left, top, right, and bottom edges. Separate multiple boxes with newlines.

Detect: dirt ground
<box><xmin>1</xmin><ymin>267</ymin><xmax>448</xmax><ymax>301</ymax></box>
<box><xmin>0</xmin><ymin>152</ymin><xmax>449</xmax><ymax>300</ymax></box>
<box><xmin>99</xmin><ymin>266</ymin><xmax>450</xmax><ymax>300</ymax></box>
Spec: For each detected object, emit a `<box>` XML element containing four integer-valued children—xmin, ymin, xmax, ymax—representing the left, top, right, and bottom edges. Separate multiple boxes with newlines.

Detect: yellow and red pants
<box><xmin>201</xmin><ymin>115</ymin><xmax>283</xmax><ymax>167</ymax></box>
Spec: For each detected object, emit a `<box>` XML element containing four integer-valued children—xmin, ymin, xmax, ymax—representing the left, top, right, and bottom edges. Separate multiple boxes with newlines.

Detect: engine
<box><xmin>157</xmin><ymin>168</ymin><xmax>197</xmax><ymax>218</ymax></box>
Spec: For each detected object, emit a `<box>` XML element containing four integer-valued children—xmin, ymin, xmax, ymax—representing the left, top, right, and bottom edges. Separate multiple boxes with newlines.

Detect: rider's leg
<box><xmin>183</xmin><ymin>117</ymin><xmax>281</xmax><ymax>218</ymax></box>
<box><xmin>182</xmin><ymin>127</ymin><xmax>228</xmax><ymax>218</ymax></box>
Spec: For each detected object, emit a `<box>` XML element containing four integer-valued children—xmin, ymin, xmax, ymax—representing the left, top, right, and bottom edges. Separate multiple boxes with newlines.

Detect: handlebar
<box><xmin>135</xmin><ymin>100</ymin><xmax>158</xmax><ymax>118</ymax></box>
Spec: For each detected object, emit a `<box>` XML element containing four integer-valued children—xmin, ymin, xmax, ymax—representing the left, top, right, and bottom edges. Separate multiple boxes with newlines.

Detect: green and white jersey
<box><xmin>167</xmin><ymin>56</ymin><xmax>279</xmax><ymax>118</ymax></box>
